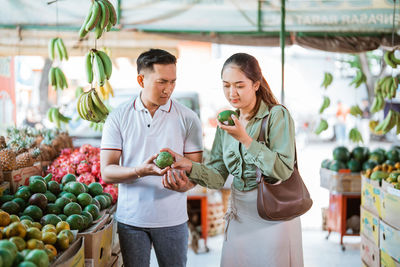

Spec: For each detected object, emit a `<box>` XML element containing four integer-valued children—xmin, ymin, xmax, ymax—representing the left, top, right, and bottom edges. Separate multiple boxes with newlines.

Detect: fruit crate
<box><xmin>207</xmin><ymin>203</ymin><xmax>224</xmax><ymax>237</ymax></box>
<box><xmin>320</xmin><ymin>168</ymin><xmax>362</xmax><ymax>193</ymax></box>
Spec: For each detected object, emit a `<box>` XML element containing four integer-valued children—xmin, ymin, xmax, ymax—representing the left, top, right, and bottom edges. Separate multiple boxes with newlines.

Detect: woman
<box><xmin>163</xmin><ymin>53</ymin><xmax>304</xmax><ymax>267</ymax></box>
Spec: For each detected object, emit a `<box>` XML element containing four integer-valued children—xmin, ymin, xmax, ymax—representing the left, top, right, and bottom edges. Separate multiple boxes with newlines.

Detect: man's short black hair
<box><xmin>137</xmin><ymin>49</ymin><xmax>177</xmax><ymax>74</ymax></box>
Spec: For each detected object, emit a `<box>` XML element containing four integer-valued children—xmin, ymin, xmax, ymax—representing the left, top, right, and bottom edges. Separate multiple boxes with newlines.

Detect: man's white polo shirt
<box><xmin>101</xmin><ymin>96</ymin><xmax>203</xmax><ymax>227</ymax></box>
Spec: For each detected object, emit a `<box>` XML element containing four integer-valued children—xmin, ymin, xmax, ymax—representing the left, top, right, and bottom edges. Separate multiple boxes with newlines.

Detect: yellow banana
<box><xmin>90</xmin><ymin>89</ymin><xmax>109</xmax><ymax>116</ymax></box>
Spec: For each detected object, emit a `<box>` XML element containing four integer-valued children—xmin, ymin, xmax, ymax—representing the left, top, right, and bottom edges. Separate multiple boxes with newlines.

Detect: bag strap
<box><xmin>257</xmin><ymin>105</ymin><xmax>298</xmax><ymax>169</ymax></box>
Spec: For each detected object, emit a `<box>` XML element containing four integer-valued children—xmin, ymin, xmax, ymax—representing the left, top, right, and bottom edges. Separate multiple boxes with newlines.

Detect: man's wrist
<box><xmin>133</xmin><ymin>167</ymin><xmax>141</xmax><ymax>178</ymax></box>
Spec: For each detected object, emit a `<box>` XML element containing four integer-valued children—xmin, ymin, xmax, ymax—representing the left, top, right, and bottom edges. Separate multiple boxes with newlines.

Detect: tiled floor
<box><xmin>149</xmin><ymin>229</ymin><xmax>361</xmax><ymax>267</ymax></box>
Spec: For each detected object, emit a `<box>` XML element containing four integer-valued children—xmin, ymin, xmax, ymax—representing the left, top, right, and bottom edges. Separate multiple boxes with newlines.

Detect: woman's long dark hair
<box><xmin>221</xmin><ymin>53</ymin><xmax>279</xmax><ymax>119</ymax></box>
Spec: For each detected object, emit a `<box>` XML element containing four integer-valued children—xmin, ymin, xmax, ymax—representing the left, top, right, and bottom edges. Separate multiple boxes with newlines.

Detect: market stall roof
<box><xmin>1</xmin><ymin>0</ymin><xmax>400</xmax><ymax>53</ymax></box>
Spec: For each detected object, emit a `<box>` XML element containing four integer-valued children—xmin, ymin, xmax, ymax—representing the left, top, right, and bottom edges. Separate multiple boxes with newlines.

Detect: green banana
<box><xmin>55</xmin><ymin>68</ymin><xmax>63</xmax><ymax>90</ymax></box>
<box><xmin>48</xmin><ymin>67</ymin><xmax>56</xmax><ymax>87</ymax></box>
<box><xmin>75</xmin><ymin>87</ymin><xmax>84</xmax><ymax>99</ymax></box>
<box><xmin>349</xmin><ymin>70</ymin><xmax>365</xmax><ymax>88</ymax></box>
<box><xmin>102</xmin><ymin>0</ymin><xmax>117</xmax><ymax>26</ymax></box>
<box><xmin>57</xmin><ymin>38</ymin><xmax>68</xmax><ymax>61</ymax></box>
<box><xmin>98</xmin><ymin>0</ymin><xmax>109</xmax><ymax>32</ymax></box>
<box><xmin>319</xmin><ymin>96</ymin><xmax>330</xmax><ymax>114</ymax></box>
<box><xmin>59</xmin><ymin>68</ymin><xmax>68</xmax><ymax>89</ymax></box>
<box><xmin>349</xmin><ymin>128</ymin><xmax>363</xmax><ymax>144</ymax></box>
<box><xmin>48</xmin><ymin>38</ymin><xmax>57</xmax><ymax>60</ymax></box>
<box><xmin>96</xmin><ymin>50</ymin><xmax>112</xmax><ymax>80</ymax></box>
<box><xmin>321</xmin><ymin>72</ymin><xmax>333</xmax><ymax>89</ymax></box>
<box><xmin>390</xmin><ymin>50</ymin><xmax>400</xmax><ymax>65</ymax></box>
<box><xmin>315</xmin><ymin>119</ymin><xmax>328</xmax><ymax>135</ymax></box>
<box><xmin>93</xmin><ymin>51</ymin><xmax>106</xmax><ymax>86</ymax></box>
<box><xmin>86</xmin><ymin>51</ymin><xmax>94</xmax><ymax>84</ymax></box>
<box><xmin>47</xmin><ymin>108</ymin><xmax>54</xmax><ymax>123</ymax></box>
<box><xmin>90</xmin><ymin>89</ymin><xmax>109</xmax><ymax>116</ymax></box>
<box><xmin>79</xmin><ymin>3</ymin><xmax>93</xmax><ymax>38</ymax></box>
<box><xmin>350</xmin><ymin>105</ymin><xmax>363</xmax><ymax>117</ymax></box>
<box><xmin>55</xmin><ymin>39</ymin><xmax>64</xmax><ymax>61</ymax></box>
<box><xmin>77</xmin><ymin>93</ymin><xmax>85</xmax><ymax>120</ymax></box>
<box><xmin>85</xmin><ymin>1</ymin><xmax>101</xmax><ymax>31</ymax></box>
<box><xmin>384</xmin><ymin>51</ymin><xmax>397</xmax><ymax>68</ymax></box>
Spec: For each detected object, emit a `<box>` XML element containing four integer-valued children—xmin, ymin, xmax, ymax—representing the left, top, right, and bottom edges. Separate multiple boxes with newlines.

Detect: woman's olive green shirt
<box><xmin>189</xmin><ymin>102</ymin><xmax>296</xmax><ymax>191</ymax></box>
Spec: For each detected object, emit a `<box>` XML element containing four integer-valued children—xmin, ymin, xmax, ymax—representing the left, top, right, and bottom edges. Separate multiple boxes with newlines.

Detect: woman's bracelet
<box><xmin>134</xmin><ymin>167</ymin><xmax>141</xmax><ymax>178</ymax></box>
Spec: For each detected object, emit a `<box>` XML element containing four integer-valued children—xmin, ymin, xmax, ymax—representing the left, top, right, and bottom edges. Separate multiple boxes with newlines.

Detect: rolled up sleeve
<box><xmin>189</xmin><ymin>128</ymin><xmax>228</xmax><ymax>189</ymax></box>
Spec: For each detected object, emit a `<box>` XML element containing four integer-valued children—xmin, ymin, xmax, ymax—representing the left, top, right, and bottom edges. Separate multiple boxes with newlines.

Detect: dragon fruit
<box><xmin>60</xmin><ymin>148</ymin><xmax>72</xmax><ymax>156</ymax></box>
<box><xmin>76</xmin><ymin>160</ymin><xmax>91</xmax><ymax>175</ymax></box>
<box><xmin>103</xmin><ymin>184</ymin><xmax>118</xmax><ymax>203</ymax></box>
<box><xmin>91</xmin><ymin>162</ymin><xmax>101</xmax><ymax>178</ymax></box>
<box><xmin>79</xmin><ymin>144</ymin><xmax>94</xmax><ymax>155</ymax></box>
<box><xmin>71</xmin><ymin>152</ymin><xmax>87</xmax><ymax>165</ymax></box>
<box><xmin>77</xmin><ymin>172</ymin><xmax>96</xmax><ymax>185</ymax></box>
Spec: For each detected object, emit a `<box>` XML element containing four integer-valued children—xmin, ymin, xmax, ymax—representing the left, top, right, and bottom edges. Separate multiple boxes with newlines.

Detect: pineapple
<box><xmin>40</xmin><ymin>136</ymin><xmax>57</xmax><ymax>160</ymax></box>
<box><xmin>0</xmin><ymin>148</ymin><xmax>17</xmax><ymax>171</ymax></box>
<box><xmin>0</xmin><ymin>136</ymin><xmax>6</xmax><ymax>149</ymax></box>
<box><xmin>16</xmin><ymin>148</ymin><xmax>41</xmax><ymax>169</ymax></box>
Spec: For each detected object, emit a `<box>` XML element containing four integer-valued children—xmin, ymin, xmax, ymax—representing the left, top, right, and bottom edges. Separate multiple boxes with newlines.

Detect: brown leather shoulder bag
<box><xmin>256</xmin><ymin>112</ymin><xmax>313</xmax><ymax>221</ymax></box>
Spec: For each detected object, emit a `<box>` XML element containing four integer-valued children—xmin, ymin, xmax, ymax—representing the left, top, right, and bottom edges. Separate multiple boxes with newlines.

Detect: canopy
<box><xmin>1</xmin><ymin>0</ymin><xmax>400</xmax><ymax>53</ymax></box>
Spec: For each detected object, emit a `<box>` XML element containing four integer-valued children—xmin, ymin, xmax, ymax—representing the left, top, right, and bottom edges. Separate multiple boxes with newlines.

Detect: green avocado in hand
<box><xmin>156</xmin><ymin>152</ymin><xmax>174</xmax><ymax>169</ymax></box>
<box><xmin>217</xmin><ymin>110</ymin><xmax>238</xmax><ymax>126</ymax></box>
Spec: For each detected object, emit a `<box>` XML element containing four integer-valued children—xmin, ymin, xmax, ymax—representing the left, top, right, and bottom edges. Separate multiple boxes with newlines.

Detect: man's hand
<box><xmin>138</xmin><ymin>153</ymin><xmax>170</xmax><ymax>176</ymax></box>
<box><xmin>162</xmin><ymin>170</ymin><xmax>196</xmax><ymax>192</ymax></box>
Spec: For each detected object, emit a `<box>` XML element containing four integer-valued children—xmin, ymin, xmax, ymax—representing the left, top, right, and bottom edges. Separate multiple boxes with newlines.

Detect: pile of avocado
<box><xmin>0</xmin><ymin>174</ymin><xmax>112</xmax><ymax>232</ymax></box>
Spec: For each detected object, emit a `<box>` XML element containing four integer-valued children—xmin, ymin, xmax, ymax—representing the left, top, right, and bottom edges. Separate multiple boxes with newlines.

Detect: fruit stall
<box><xmin>321</xmin><ymin>145</ymin><xmax>400</xmax><ymax>265</ymax></box>
<box><xmin>0</xmin><ymin>126</ymin><xmax>119</xmax><ymax>267</ymax></box>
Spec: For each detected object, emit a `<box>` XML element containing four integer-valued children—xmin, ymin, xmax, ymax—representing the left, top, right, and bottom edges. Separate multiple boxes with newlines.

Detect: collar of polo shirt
<box><xmin>133</xmin><ymin>96</ymin><xmax>173</xmax><ymax>113</ymax></box>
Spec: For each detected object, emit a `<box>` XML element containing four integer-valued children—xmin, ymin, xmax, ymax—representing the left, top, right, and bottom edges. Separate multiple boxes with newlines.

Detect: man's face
<box><xmin>139</xmin><ymin>64</ymin><xmax>176</xmax><ymax>106</ymax></box>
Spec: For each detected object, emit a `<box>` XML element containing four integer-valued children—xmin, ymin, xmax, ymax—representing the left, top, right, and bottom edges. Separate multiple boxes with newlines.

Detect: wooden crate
<box><xmin>320</xmin><ymin>168</ymin><xmax>361</xmax><ymax>193</ymax></box>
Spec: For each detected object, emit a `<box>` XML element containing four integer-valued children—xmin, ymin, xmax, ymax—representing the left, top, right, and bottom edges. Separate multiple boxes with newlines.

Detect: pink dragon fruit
<box><xmin>91</xmin><ymin>162</ymin><xmax>101</xmax><ymax>178</ymax></box>
<box><xmin>60</xmin><ymin>148</ymin><xmax>72</xmax><ymax>156</ymax></box>
<box><xmin>71</xmin><ymin>152</ymin><xmax>87</xmax><ymax>165</ymax></box>
<box><xmin>78</xmin><ymin>172</ymin><xmax>96</xmax><ymax>185</ymax></box>
<box><xmin>103</xmin><ymin>184</ymin><xmax>118</xmax><ymax>203</ymax></box>
<box><xmin>88</xmin><ymin>154</ymin><xmax>100</xmax><ymax>165</ymax></box>
<box><xmin>79</xmin><ymin>144</ymin><xmax>94</xmax><ymax>155</ymax></box>
<box><xmin>76</xmin><ymin>160</ymin><xmax>91</xmax><ymax>175</ymax></box>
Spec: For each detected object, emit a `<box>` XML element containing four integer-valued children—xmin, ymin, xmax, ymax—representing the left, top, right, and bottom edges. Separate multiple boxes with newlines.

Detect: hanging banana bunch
<box><xmin>315</xmin><ymin>119</ymin><xmax>328</xmax><ymax>135</ymax></box>
<box><xmin>321</xmin><ymin>72</ymin><xmax>333</xmax><ymax>89</ymax></box>
<box><xmin>85</xmin><ymin>49</ymin><xmax>112</xmax><ymax>86</ymax></box>
<box><xmin>318</xmin><ymin>96</ymin><xmax>330</xmax><ymax>114</ymax></box>
<box><xmin>47</xmin><ymin>107</ymin><xmax>71</xmax><ymax>129</ymax></box>
<box><xmin>79</xmin><ymin>0</ymin><xmax>117</xmax><ymax>39</ymax></box>
<box><xmin>374</xmin><ymin>109</ymin><xmax>400</xmax><ymax>135</ymax></box>
<box><xmin>375</xmin><ymin>76</ymin><xmax>398</xmax><ymax>100</ymax></box>
<box><xmin>384</xmin><ymin>50</ymin><xmax>400</xmax><ymax>69</ymax></box>
<box><xmin>349</xmin><ymin>128</ymin><xmax>364</xmax><ymax>144</ymax></box>
<box><xmin>349</xmin><ymin>70</ymin><xmax>366</xmax><ymax>88</ymax></box>
<box><xmin>48</xmin><ymin>67</ymin><xmax>68</xmax><ymax>90</ymax></box>
<box><xmin>77</xmin><ymin>89</ymin><xmax>109</xmax><ymax>123</ymax></box>
<box><xmin>349</xmin><ymin>105</ymin><xmax>363</xmax><ymax>117</ymax></box>
<box><xmin>48</xmin><ymin>38</ymin><xmax>68</xmax><ymax>61</ymax></box>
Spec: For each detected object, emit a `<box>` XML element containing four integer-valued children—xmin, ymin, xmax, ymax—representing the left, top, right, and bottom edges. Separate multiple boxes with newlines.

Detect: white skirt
<box><xmin>221</xmin><ymin>186</ymin><xmax>304</xmax><ymax>267</ymax></box>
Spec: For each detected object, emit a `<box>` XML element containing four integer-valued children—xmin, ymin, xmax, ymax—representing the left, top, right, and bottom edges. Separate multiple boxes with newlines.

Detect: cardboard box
<box><xmin>380</xmin><ymin>220</ymin><xmax>400</xmax><ymax>262</ymax></box>
<box><xmin>380</xmin><ymin>186</ymin><xmax>400</xmax><ymax>230</ymax></box>
<box><xmin>361</xmin><ymin>206</ymin><xmax>380</xmax><ymax>246</ymax></box>
<box><xmin>51</xmin><ymin>236</ymin><xmax>85</xmax><ymax>267</ymax></box>
<box><xmin>3</xmin><ymin>165</ymin><xmax>42</xmax><ymax>193</ymax></box>
<box><xmin>111</xmin><ymin>216</ymin><xmax>120</xmax><ymax>255</ymax></box>
<box><xmin>34</xmin><ymin>161</ymin><xmax>51</xmax><ymax>176</ymax></box>
<box><xmin>362</xmin><ymin>175</ymin><xmax>381</xmax><ymax>217</ymax></box>
<box><xmin>361</xmin><ymin>234</ymin><xmax>380</xmax><ymax>267</ymax></box>
<box><xmin>320</xmin><ymin>168</ymin><xmax>361</xmax><ymax>193</ymax></box>
<box><xmin>0</xmin><ymin>182</ymin><xmax>10</xmax><ymax>196</ymax></box>
<box><xmin>78</xmin><ymin>216</ymin><xmax>113</xmax><ymax>267</ymax></box>
<box><xmin>382</xmin><ymin>249</ymin><xmax>400</xmax><ymax>267</ymax></box>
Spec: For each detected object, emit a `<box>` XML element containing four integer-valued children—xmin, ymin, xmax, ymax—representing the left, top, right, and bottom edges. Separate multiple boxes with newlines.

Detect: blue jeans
<box><xmin>118</xmin><ymin>221</ymin><xmax>188</xmax><ymax>267</ymax></box>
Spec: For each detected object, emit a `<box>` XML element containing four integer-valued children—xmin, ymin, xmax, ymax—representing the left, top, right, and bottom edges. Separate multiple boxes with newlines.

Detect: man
<box><xmin>100</xmin><ymin>49</ymin><xmax>203</xmax><ymax>267</ymax></box>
